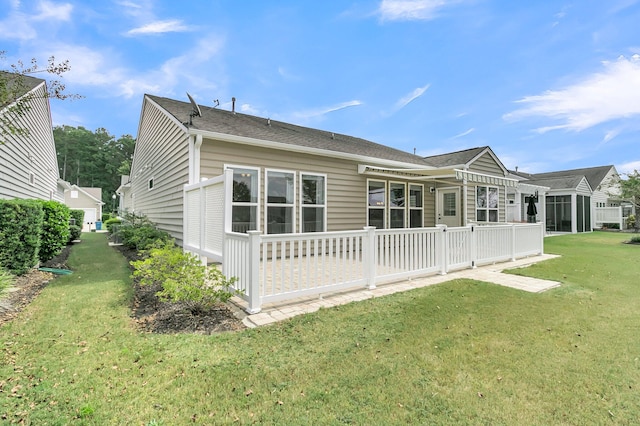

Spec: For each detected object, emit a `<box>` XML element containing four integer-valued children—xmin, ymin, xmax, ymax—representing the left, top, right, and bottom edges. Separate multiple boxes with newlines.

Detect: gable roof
<box><xmin>422</xmin><ymin>146</ymin><xmax>489</xmax><ymax>167</ymax></box>
<box><xmin>0</xmin><ymin>71</ymin><xmax>45</xmax><ymax>108</ymax></box>
<box><xmin>527</xmin><ymin>165</ymin><xmax>615</xmax><ymax>190</ymax></box>
<box><xmin>524</xmin><ymin>175</ymin><xmax>592</xmax><ymax>192</ymax></box>
<box><xmin>146</xmin><ymin>94</ymin><xmax>431</xmax><ymax>167</ymax></box>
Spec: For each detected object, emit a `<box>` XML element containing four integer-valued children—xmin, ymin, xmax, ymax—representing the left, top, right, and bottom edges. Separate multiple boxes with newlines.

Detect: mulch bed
<box><xmin>0</xmin><ymin>241</ymin><xmax>246</xmax><ymax>334</ymax></box>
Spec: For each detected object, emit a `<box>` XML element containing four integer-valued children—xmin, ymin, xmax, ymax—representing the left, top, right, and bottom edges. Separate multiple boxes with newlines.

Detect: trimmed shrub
<box><xmin>0</xmin><ymin>267</ymin><xmax>14</xmax><ymax>295</ymax></box>
<box><xmin>36</xmin><ymin>200</ymin><xmax>71</xmax><ymax>263</ymax></box>
<box><xmin>69</xmin><ymin>224</ymin><xmax>82</xmax><ymax>242</ymax></box>
<box><xmin>120</xmin><ymin>225</ymin><xmax>172</xmax><ymax>251</ymax></box>
<box><xmin>70</xmin><ymin>209</ymin><xmax>85</xmax><ymax>227</ymax></box>
<box><xmin>104</xmin><ymin>217</ymin><xmax>122</xmax><ymax>233</ymax></box>
<box><xmin>132</xmin><ymin>240</ymin><xmax>235</xmax><ymax>312</ymax></box>
<box><xmin>0</xmin><ymin>199</ymin><xmax>44</xmax><ymax>275</ymax></box>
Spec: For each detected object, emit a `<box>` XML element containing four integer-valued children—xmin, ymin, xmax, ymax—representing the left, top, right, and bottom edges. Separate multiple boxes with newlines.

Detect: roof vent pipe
<box><xmin>232</xmin><ymin>97</ymin><xmax>236</xmax><ymax>114</ymax></box>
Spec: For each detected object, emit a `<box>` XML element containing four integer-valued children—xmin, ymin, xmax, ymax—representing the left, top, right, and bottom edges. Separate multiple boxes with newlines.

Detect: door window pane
<box><xmin>444</xmin><ymin>193</ymin><xmax>457</xmax><ymax>216</ymax></box>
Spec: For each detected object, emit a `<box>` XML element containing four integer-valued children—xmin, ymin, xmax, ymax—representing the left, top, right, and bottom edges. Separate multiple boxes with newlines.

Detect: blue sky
<box><xmin>2</xmin><ymin>0</ymin><xmax>640</xmax><ymax>175</ymax></box>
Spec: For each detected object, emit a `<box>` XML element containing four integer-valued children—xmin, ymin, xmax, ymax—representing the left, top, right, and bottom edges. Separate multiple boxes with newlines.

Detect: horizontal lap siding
<box><xmin>128</xmin><ymin>100</ymin><xmax>189</xmax><ymax>243</ymax></box>
<box><xmin>468</xmin><ymin>153</ymin><xmax>507</xmax><ymax>222</ymax></box>
<box><xmin>0</xmin><ymin>85</ymin><xmax>60</xmax><ymax>201</ymax></box>
<box><xmin>200</xmin><ymin>140</ymin><xmax>368</xmax><ymax>232</ymax></box>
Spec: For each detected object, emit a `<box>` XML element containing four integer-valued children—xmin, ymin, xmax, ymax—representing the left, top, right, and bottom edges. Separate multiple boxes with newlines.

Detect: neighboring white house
<box><xmin>0</xmin><ymin>72</ymin><xmax>63</xmax><ymax>202</ymax></box>
<box><xmin>64</xmin><ymin>185</ymin><xmax>105</xmax><ymax>231</ymax></box>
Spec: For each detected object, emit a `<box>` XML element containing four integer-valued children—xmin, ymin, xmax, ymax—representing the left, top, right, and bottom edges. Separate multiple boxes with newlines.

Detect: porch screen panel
<box><xmin>584</xmin><ymin>196</ymin><xmax>591</xmax><ymax>231</ymax></box>
<box><xmin>577</xmin><ymin>196</ymin><xmax>584</xmax><ymax>233</ymax></box>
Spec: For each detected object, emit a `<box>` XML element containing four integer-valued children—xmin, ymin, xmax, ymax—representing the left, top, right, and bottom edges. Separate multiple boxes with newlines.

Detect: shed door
<box><xmin>82</xmin><ymin>208</ymin><xmax>97</xmax><ymax>232</ymax></box>
<box><xmin>437</xmin><ymin>188</ymin><xmax>460</xmax><ymax>227</ymax></box>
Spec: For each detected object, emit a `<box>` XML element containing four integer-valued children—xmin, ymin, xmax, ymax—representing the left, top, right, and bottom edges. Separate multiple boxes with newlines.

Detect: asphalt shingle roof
<box><xmin>147</xmin><ymin>94</ymin><xmax>430</xmax><ymax>166</ymax></box>
<box><xmin>422</xmin><ymin>147</ymin><xmax>488</xmax><ymax>167</ymax></box>
<box><xmin>0</xmin><ymin>71</ymin><xmax>44</xmax><ymax>108</ymax></box>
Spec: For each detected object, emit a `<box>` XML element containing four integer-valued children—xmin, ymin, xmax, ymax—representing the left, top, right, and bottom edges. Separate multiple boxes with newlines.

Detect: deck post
<box><xmin>511</xmin><ymin>223</ymin><xmax>517</xmax><ymax>261</ymax></box>
<box><xmin>437</xmin><ymin>224</ymin><xmax>447</xmax><ymax>275</ymax></box>
<box><xmin>246</xmin><ymin>231</ymin><xmax>262</xmax><ymax>314</ymax></box>
<box><xmin>363</xmin><ymin>226</ymin><xmax>377</xmax><ymax>289</ymax></box>
<box><xmin>470</xmin><ymin>224</ymin><xmax>477</xmax><ymax>268</ymax></box>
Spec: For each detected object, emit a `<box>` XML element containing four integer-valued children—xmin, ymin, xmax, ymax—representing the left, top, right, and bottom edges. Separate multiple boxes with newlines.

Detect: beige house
<box><xmin>0</xmin><ymin>72</ymin><xmax>65</xmax><ymax>202</ymax></box>
<box><xmin>64</xmin><ymin>185</ymin><xmax>104</xmax><ymax>231</ymax></box>
<box><xmin>120</xmin><ymin>94</ymin><xmax>518</xmax><ymax>244</ymax></box>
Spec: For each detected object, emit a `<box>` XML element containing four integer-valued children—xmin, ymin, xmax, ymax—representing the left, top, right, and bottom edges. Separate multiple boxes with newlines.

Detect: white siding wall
<box><xmin>126</xmin><ymin>98</ymin><xmax>190</xmax><ymax>243</ymax></box>
<box><xmin>0</xmin><ymin>83</ymin><xmax>60</xmax><ymax>201</ymax></box>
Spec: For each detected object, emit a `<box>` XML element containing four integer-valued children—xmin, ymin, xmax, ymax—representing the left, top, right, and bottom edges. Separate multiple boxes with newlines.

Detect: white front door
<box><xmin>437</xmin><ymin>188</ymin><xmax>460</xmax><ymax>227</ymax></box>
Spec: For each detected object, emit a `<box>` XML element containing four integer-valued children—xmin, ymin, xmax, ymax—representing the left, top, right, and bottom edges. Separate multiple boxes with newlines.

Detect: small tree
<box><xmin>1</xmin><ymin>51</ymin><xmax>80</xmax><ymax>140</ymax></box>
<box><xmin>619</xmin><ymin>170</ymin><xmax>640</xmax><ymax>232</ymax></box>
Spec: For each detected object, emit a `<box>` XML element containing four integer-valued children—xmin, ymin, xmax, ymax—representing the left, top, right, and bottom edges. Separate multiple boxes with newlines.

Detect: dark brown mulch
<box><xmin>1</xmin><ymin>241</ymin><xmax>246</xmax><ymax>334</ymax></box>
<box><xmin>114</xmin><ymin>244</ymin><xmax>246</xmax><ymax>335</ymax></box>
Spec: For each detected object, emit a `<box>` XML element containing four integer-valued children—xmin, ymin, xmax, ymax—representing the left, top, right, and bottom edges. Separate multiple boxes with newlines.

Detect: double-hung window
<box><xmin>301</xmin><ymin>173</ymin><xmax>326</xmax><ymax>232</ymax></box>
<box><xmin>368</xmin><ymin>180</ymin><xmax>386</xmax><ymax>229</ymax></box>
<box><xmin>477</xmin><ymin>186</ymin><xmax>499</xmax><ymax>222</ymax></box>
<box><xmin>266</xmin><ymin>170</ymin><xmax>295</xmax><ymax>234</ymax></box>
<box><xmin>409</xmin><ymin>184</ymin><xmax>424</xmax><ymax>227</ymax></box>
<box><xmin>229</xmin><ymin>166</ymin><xmax>259</xmax><ymax>233</ymax></box>
<box><xmin>389</xmin><ymin>182</ymin><xmax>406</xmax><ymax>228</ymax></box>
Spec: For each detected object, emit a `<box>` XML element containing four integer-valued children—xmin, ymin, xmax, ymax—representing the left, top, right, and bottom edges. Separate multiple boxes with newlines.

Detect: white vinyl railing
<box><xmin>595</xmin><ymin>206</ymin><xmax>623</xmax><ymax>229</ymax></box>
<box><xmin>223</xmin><ymin>223</ymin><xmax>544</xmax><ymax>314</ymax></box>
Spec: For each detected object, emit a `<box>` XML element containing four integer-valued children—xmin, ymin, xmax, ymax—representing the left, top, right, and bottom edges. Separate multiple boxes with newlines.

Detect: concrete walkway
<box><xmin>232</xmin><ymin>254</ymin><xmax>561</xmax><ymax>328</ymax></box>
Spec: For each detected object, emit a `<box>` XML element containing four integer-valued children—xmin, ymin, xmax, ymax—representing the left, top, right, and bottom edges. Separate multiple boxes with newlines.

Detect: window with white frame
<box><xmin>301</xmin><ymin>173</ymin><xmax>326</xmax><ymax>232</ymax></box>
<box><xmin>368</xmin><ymin>180</ymin><xmax>386</xmax><ymax>229</ymax></box>
<box><xmin>229</xmin><ymin>166</ymin><xmax>259</xmax><ymax>233</ymax></box>
<box><xmin>266</xmin><ymin>169</ymin><xmax>295</xmax><ymax>234</ymax></box>
<box><xmin>477</xmin><ymin>186</ymin><xmax>499</xmax><ymax>222</ymax></box>
<box><xmin>70</xmin><ymin>190</ymin><xmax>79</xmax><ymax>199</ymax></box>
<box><xmin>409</xmin><ymin>184</ymin><xmax>424</xmax><ymax>228</ymax></box>
<box><xmin>389</xmin><ymin>182</ymin><xmax>406</xmax><ymax>228</ymax></box>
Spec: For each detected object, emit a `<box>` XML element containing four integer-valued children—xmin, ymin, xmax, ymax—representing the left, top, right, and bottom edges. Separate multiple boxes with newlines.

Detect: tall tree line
<box><xmin>54</xmin><ymin>125</ymin><xmax>135</xmax><ymax>211</ymax></box>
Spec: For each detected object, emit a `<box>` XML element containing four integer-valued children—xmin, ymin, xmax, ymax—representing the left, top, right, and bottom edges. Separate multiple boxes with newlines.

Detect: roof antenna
<box><xmin>186</xmin><ymin>92</ymin><xmax>202</xmax><ymax>125</ymax></box>
<box><xmin>213</xmin><ymin>99</ymin><xmax>220</xmax><ymax>108</ymax></box>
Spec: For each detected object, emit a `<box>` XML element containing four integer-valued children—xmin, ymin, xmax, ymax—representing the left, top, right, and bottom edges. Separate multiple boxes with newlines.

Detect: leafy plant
<box><xmin>69</xmin><ymin>209</ymin><xmax>85</xmax><ymax>227</ymax></box>
<box><xmin>37</xmin><ymin>200</ymin><xmax>71</xmax><ymax>262</ymax></box>
<box><xmin>629</xmin><ymin>235</ymin><xmax>640</xmax><ymax>244</ymax></box>
<box><xmin>68</xmin><ymin>224</ymin><xmax>82</xmax><ymax>242</ymax></box>
<box><xmin>131</xmin><ymin>240</ymin><xmax>236</xmax><ymax>313</ymax></box>
<box><xmin>626</xmin><ymin>214</ymin><xmax>636</xmax><ymax>230</ymax></box>
<box><xmin>0</xmin><ymin>199</ymin><xmax>44</xmax><ymax>275</ymax></box>
<box><xmin>104</xmin><ymin>217</ymin><xmax>122</xmax><ymax>233</ymax></box>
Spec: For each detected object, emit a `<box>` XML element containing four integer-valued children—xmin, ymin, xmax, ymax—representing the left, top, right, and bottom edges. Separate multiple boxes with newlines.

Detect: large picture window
<box><xmin>266</xmin><ymin>170</ymin><xmax>295</xmax><ymax>234</ymax></box>
<box><xmin>477</xmin><ymin>186</ymin><xmax>499</xmax><ymax>222</ymax></box>
<box><xmin>368</xmin><ymin>180</ymin><xmax>386</xmax><ymax>229</ymax></box>
<box><xmin>301</xmin><ymin>173</ymin><xmax>326</xmax><ymax>232</ymax></box>
<box><xmin>229</xmin><ymin>166</ymin><xmax>259</xmax><ymax>233</ymax></box>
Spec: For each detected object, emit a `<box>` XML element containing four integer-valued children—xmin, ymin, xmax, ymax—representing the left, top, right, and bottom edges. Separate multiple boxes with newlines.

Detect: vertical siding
<box><xmin>0</xmin><ymin>84</ymin><xmax>60</xmax><ymax>201</ymax></box>
<box><xmin>127</xmin><ymin>99</ymin><xmax>190</xmax><ymax>243</ymax></box>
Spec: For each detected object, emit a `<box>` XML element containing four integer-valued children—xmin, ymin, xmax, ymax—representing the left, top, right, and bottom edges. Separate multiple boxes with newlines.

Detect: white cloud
<box><xmin>378</xmin><ymin>0</ymin><xmax>463</xmax><ymax>22</ymax></box>
<box><xmin>33</xmin><ymin>1</ymin><xmax>73</xmax><ymax>21</ymax></box>
<box><xmin>394</xmin><ymin>84</ymin><xmax>430</xmax><ymax>110</ymax></box>
<box><xmin>292</xmin><ymin>100</ymin><xmax>363</xmax><ymax>121</ymax></box>
<box><xmin>617</xmin><ymin>160</ymin><xmax>640</xmax><ymax>174</ymax></box>
<box><xmin>451</xmin><ymin>127</ymin><xmax>475</xmax><ymax>139</ymax></box>
<box><xmin>602</xmin><ymin>129</ymin><xmax>620</xmax><ymax>143</ymax></box>
<box><xmin>127</xmin><ymin>19</ymin><xmax>192</xmax><ymax>35</ymax></box>
<box><xmin>0</xmin><ymin>0</ymin><xmax>72</xmax><ymax>40</ymax></box>
<box><xmin>504</xmin><ymin>55</ymin><xmax>640</xmax><ymax>133</ymax></box>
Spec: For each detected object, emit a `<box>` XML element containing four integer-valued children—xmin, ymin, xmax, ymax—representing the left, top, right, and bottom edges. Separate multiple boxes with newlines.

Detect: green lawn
<box><xmin>1</xmin><ymin>232</ymin><xmax>639</xmax><ymax>425</ymax></box>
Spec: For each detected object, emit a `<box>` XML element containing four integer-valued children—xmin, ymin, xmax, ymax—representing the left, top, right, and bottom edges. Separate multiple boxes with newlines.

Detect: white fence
<box><xmin>224</xmin><ymin>223</ymin><xmax>544</xmax><ymax>314</ymax></box>
<box><xmin>594</xmin><ymin>206</ymin><xmax>623</xmax><ymax>229</ymax></box>
<box><xmin>182</xmin><ymin>174</ymin><xmax>544</xmax><ymax>314</ymax></box>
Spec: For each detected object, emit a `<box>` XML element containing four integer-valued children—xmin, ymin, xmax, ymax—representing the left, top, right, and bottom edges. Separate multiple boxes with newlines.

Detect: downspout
<box><xmin>188</xmin><ymin>134</ymin><xmax>203</xmax><ymax>184</ymax></box>
<box><xmin>194</xmin><ymin>134</ymin><xmax>203</xmax><ymax>183</ymax></box>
